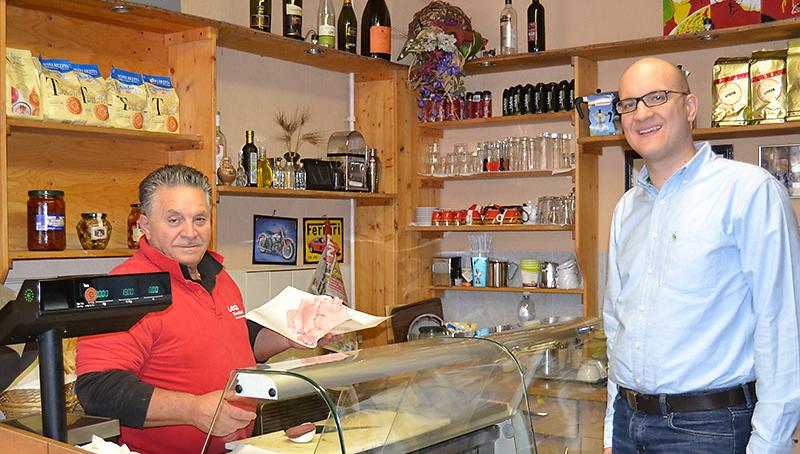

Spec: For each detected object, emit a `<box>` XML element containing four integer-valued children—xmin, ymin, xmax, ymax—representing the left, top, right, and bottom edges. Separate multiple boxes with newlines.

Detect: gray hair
<box><xmin>139</xmin><ymin>164</ymin><xmax>212</xmax><ymax>215</ymax></box>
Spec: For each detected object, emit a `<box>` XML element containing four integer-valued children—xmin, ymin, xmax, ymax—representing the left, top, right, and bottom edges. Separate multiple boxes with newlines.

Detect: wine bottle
<box><xmin>250</xmin><ymin>0</ymin><xmax>271</xmax><ymax>32</ymax></box>
<box><xmin>361</xmin><ymin>0</ymin><xmax>391</xmax><ymax>61</ymax></box>
<box><xmin>317</xmin><ymin>0</ymin><xmax>335</xmax><ymax>47</ymax></box>
<box><xmin>338</xmin><ymin>0</ymin><xmax>357</xmax><ymax>53</ymax></box>
<box><xmin>500</xmin><ymin>0</ymin><xmax>518</xmax><ymax>56</ymax></box>
<box><xmin>243</xmin><ymin>130</ymin><xmax>259</xmax><ymax>187</ymax></box>
<box><xmin>283</xmin><ymin>0</ymin><xmax>303</xmax><ymax>40</ymax></box>
<box><xmin>527</xmin><ymin>0</ymin><xmax>545</xmax><ymax>52</ymax></box>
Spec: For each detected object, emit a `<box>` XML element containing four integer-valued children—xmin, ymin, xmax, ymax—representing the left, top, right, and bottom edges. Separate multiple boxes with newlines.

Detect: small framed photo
<box><xmin>302</xmin><ymin>218</ymin><xmax>344</xmax><ymax>264</ymax></box>
<box><xmin>252</xmin><ymin>215</ymin><xmax>298</xmax><ymax>265</ymax></box>
<box><xmin>759</xmin><ymin>144</ymin><xmax>800</xmax><ymax>198</ymax></box>
<box><xmin>624</xmin><ymin>144</ymin><xmax>734</xmax><ymax>191</ymax></box>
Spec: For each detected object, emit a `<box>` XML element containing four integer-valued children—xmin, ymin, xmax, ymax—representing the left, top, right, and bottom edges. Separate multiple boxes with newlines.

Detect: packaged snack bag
<box><xmin>143</xmin><ymin>74</ymin><xmax>180</xmax><ymax>133</ymax></box>
<box><xmin>39</xmin><ymin>57</ymin><xmax>84</xmax><ymax>124</ymax></box>
<box><xmin>6</xmin><ymin>48</ymin><xmax>42</xmax><ymax>119</ymax></box>
<box><xmin>72</xmin><ymin>63</ymin><xmax>109</xmax><ymax>127</ymax></box>
<box><xmin>108</xmin><ymin>67</ymin><xmax>146</xmax><ymax>130</ymax></box>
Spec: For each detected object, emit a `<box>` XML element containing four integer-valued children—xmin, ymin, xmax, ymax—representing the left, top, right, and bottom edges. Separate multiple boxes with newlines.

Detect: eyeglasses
<box><xmin>615</xmin><ymin>90</ymin><xmax>689</xmax><ymax>114</ymax></box>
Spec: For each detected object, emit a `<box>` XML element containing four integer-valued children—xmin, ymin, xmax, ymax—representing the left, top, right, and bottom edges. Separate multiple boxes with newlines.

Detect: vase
<box><xmin>217</xmin><ymin>156</ymin><xmax>237</xmax><ymax>185</ymax></box>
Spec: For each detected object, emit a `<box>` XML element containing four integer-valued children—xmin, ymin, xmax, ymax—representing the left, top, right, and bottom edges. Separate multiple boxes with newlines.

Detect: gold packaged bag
<box><xmin>143</xmin><ymin>74</ymin><xmax>180</xmax><ymax>134</ymax></box>
<box><xmin>750</xmin><ymin>49</ymin><xmax>787</xmax><ymax>124</ymax></box>
<box><xmin>6</xmin><ymin>48</ymin><xmax>42</xmax><ymax>119</ymax></box>
<box><xmin>787</xmin><ymin>40</ymin><xmax>800</xmax><ymax>121</ymax></box>
<box><xmin>39</xmin><ymin>57</ymin><xmax>85</xmax><ymax>124</ymax></box>
<box><xmin>712</xmin><ymin>57</ymin><xmax>750</xmax><ymax>127</ymax></box>
<box><xmin>108</xmin><ymin>67</ymin><xmax>146</xmax><ymax>130</ymax></box>
<box><xmin>72</xmin><ymin>63</ymin><xmax>109</xmax><ymax>127</ymax></box>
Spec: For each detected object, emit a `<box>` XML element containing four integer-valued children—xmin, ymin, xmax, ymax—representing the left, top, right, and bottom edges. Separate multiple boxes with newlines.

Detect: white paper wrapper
<box><xmin>79</xmin><ymin>435</ymin><xmax>140</xmax><ymax>453</ymax></box>
<box><xmin>246</xmin><ymin>287</ymin><xmax>389</xmax><ymax>348</ymax></box>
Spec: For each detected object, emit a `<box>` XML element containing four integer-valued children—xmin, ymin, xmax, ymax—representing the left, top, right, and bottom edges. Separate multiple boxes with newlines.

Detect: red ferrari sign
<box><xmin>303</xmin><ymin>218</ymin><xmax>344</xmax><ymax>264</ymax></box>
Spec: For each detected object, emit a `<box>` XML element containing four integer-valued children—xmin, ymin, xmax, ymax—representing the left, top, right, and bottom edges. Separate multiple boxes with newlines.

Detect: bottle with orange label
<box><xmin>361</xmin><ymin>0</ymin><xmax>391</xmax><ymax>61</ymax></box>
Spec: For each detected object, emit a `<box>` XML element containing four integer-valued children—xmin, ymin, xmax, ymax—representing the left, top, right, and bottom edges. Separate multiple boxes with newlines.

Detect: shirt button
<box><xmin>659</xmin><ymin>201</ymin><xmax>666</xmax><ymax>206</ymax></box>
<box><xmin>651</xmin><ymin>233</ymin><xmax>657</xmax><ymax>240</ymax></box>
<box><xmin>646</xmin><ymin>267</ymin><xmax>653</xmax><ymax>275</ymax></box>
<box><xmin>634</xmin><ymin>341</ymin><xmax>641</xmax><ymax>349</ymax></box>
<box><xmin>639</xmin><ymin>305</ymin><xmax>645</xmax><ymax>312</ymax></box>
<box><xmin>635</xmin><ymin>378</ymin><xmax>641</xmax><ymax>385</ymax></box>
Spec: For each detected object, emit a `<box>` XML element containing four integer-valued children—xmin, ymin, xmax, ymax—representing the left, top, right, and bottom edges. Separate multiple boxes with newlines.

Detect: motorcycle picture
<box><xmin>256</xmin><ymin>227</ymin><xmax>296</xmax><ymax>260</ymax></box>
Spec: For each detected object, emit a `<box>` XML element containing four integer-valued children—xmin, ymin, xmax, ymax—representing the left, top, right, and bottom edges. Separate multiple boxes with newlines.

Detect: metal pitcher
<box><xmin>488</xmin><ymin>259</ymin><xmax>519</xmax><ymax>287</ymax></box>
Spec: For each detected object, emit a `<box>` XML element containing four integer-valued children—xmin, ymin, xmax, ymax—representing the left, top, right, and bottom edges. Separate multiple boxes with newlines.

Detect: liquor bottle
<box><xmin>242</xmin><ymin>130</ymin><xmax>259</xmax><ymax>187</ymax></box>
<box><xmin>214</xmin><ymin>112</ymin><xmax>227</xmax><ymax>184</ymax></box>
<box><xmin>295</xmin><ymin>162</ymin><xmax>307</xmax><ymax>190</ymax></box>
<box><xmin>500</xmin><ymin>0</ymin><xmax>518</xmax><ymax>56</ymax></box>
<box><xmin>257</xmin><ymin>148</ymin><xmax>273</xmax><ymax>188</ymax></box>
<box><xmin>317</xmin><ymin>0</ymin><xmax>335</xmax><ymax>48</ymax></box>
<box><xmin>338</xmin><ymin>0</ymin><xmax>357</xmax><ymax>53</ymax></box>
<box><xmin>273</xmin><ymin>157</ymin><xmax>285</xmax><ymax>188</ymax></box>
<box><xmin>235</xmin><ymin>150</ymin><xmax>247</xmax><ymax>186</ymax></box>
<box><xmin>250</xmin><ymin>0</ymin><xmax>271</xmax><ymax>32</ymax></box>
<box><xmin>283</xmin><ymin>0</ymin><xmax>303</xmax><ymax>40</ymax></box>
<box><xmin>361</xmin><ymin>0</ymin><xmax>391</xmax><ymax>61</ymax></box>
<box><xmin>527</xmin><ymin>0</ymin><xmax>545</xmax><ymax>52</ymax></box>
<box><xmin>367</xmin><ymin>148</ymin><xmax>380</xmax><ymax>193</ymax></box>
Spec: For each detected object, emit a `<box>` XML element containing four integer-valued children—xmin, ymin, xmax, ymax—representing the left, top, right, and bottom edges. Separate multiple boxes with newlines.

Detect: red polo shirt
<box><xmin>77</xmin><ymin>238</ymin><xmax>255</xmax><ymax>454</ymax></box>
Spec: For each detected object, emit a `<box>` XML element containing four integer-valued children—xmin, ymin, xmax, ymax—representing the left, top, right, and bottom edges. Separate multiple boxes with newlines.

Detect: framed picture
<box><xmin>624</xmin><ymin>144</ymin><xmax>734</xmax><ymax>191</ymax></box>
<box><xmin>252</xmin><ymin>215</ymin><xmax>298</xmax><ymax>265</ymax></box>
<box><xmin>759</xmin><ymin>144</ymin><xmax>800</xmax><ymax>198</ymax></box>
<box><xmin>302</xmin><ymin>217</ymin><xmax>344</xmax><ymax>264</ymax></box>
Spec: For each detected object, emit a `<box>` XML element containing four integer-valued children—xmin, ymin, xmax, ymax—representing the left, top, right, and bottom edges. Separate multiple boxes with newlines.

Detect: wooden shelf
<box><xmin>419</xmin><ymin>111</ymin><xmax>573</xmax><ymax>130</ymax></box>
<box><xmin>9</xmin><ymin>248</ymin><xmax>135</xmax><ymax>260</ymax></box>
<box><xmin>466</xmin><ymin>17</ymin><xmax>800</xmax><ymax>75</ymax></box>
<box><xmin>578</xmin><ymin>121</ymin><xmax>800</xmax><ymax>152</ymax></box>
<box><xmin>7</xmin><ymin>118</ymin><xmax>203</xmax><ymax>151</ymax></box>
<box><xmin>217</xmin><ymin>186</ymin><xmax>396</xmax><ymax>201</ymax></box>
<box><xmin>408</xmin><ymin>224</ymin><xmax>573</xmax><ymax>232</ymax></box>
<box><xmin>419</xmin><ymin>169</ymin><xmax>574</xmax><ymax>182</ymax></box>
<box><xmin>431</xmin><ymin>285</ymin><xmax>583</xmax><ymax>294</ymax></box>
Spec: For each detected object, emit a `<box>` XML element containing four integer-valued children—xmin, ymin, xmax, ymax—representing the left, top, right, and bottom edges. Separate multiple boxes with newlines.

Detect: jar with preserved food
<box><xmin>77</xmin><ymin>213</ymin><xmax>111</xmax><ymax>250</ymax></box>
<box><xmin>127</xmin><ymin>203</ymin><xmax>144</xmax><ymax>249</ymax></box>
<box><xmin>27</xmin><ymin>190</ymin><xmax>66</xmax><ymax>251</ymax></box>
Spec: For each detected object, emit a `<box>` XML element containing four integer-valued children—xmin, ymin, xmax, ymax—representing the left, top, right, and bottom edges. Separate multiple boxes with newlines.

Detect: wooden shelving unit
<box><xmin>7</xmin><ymin>118</ymin><xmax>203</xmax><ymax>151</ymax></box>
<box><xmin>430</xmin><ymin>285</ymin><xmax>583</xmax><ymax>294</ymax></box>
<box><xmin>465</xmin><ymin>17</ymin><xmax>800</xmax><ymax>75</ymax></box>
<box><xmin>9</xmin><ymin>248</ymin><xmax>135</xmax><ymax>260</ymax></box>
<box><xmin>578</xmin><ymin>121</ymin><xmax>800</xmax><ymax>152</ymax></box>
<box><xmin>418</xmin><ymin>169</ymin><xmax>574</xmax><ymax>182</ymax></box>
<box><xmin>419</xmin><ymin>111</ymin><xmax>573</xmax><ymax>130</ymax></box>
<box><xmin>408</xmin><ymin>224</ymin><xmax>573</xmax><ymax>233</ymax></box>
<box><xmin>217</xmin><ymin>186</ymin><xmax>396</xmax><ymax>202</ymax></box>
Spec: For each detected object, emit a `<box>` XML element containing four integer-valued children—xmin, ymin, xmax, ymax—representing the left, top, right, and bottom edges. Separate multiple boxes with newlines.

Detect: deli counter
<box><xmin>208</xmin><ymin>318</ymin><xmax>605</xmax><ymax>454</ymax></box>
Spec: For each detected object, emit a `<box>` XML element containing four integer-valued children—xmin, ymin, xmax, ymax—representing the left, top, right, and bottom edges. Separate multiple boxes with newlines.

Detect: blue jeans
<box><xmin>612</xmin><ymin>385</ymin><xmax>755</xmax><ymax>453</ymax></box>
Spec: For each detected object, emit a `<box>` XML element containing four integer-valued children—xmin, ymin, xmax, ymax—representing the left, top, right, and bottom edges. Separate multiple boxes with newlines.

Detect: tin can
<box><xmin>481</xmin><ymin>91</ymin><xmax>492</xmax><ymax>118</ymax></box>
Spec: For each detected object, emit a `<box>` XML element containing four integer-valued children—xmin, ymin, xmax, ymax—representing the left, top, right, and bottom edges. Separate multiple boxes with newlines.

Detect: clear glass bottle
<box><xmin>517</xmin><ymin>294</ymin><xmax>535</xmax><ymax>326</ymax></box>
<box><xmin>257</xmin><ymin>148</ymin><xmax>273</xmax><ymax>188</ymax></box>
<box><xmin>235</xmin><ymin>149</ymin><xmax>248</xmax><ymax>186</ymax></box>
<box><xmin>317</xmin><ymin>0</ymin><xmax>336</xmax><ymax>47</ymax></box>
<box><xmin>295</xmin><ymin>162</ymin><xmax>307</xmax><ymax>190</ymax></box>
<box><xmin>500</xmin><ymin>0</ymin><xmax>518</xmax><ymax>56</ymax></box>
<box><xmin>273</xmin><ymin>157</ymin><xmax>285</xmax><ymax>189</ymax></box>
<box><xmin>214</xmin><ymin>111</ymin><xmax>226</xmax><ymax>185</ymax></box>
<box><xmin>285</xmin><ymin>158</ymin><xmax>296</xmax><ymax>189</ymax></box>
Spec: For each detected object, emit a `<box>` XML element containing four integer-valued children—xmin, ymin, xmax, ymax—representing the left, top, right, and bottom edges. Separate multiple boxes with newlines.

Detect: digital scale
<box><xmin>0</xmin><ymin>273</ymin><xmax>172</xmax><ymax>443</ymax></box>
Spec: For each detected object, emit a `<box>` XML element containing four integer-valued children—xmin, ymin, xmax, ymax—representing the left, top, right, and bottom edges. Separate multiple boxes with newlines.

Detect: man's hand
<box><xmin>191</xmin><ymin>390</ymin><xmax>255</xmax><ymax>437</ymax></box>
<box><xmin>604</xmin><ymin>448</ymin><xmax>612</xmax><ymax>454</ymax></box>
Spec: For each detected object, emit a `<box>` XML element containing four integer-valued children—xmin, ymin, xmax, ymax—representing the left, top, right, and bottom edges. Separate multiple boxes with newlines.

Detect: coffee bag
<box><xmin>750</xmin><ymin>49</ymin><xmax>787</xmax><ymax>124</ymax></box>
<box><xmin>712</xmin><ymin>57</ymin><xmax>749</xmax><ymax>127</ymax></box>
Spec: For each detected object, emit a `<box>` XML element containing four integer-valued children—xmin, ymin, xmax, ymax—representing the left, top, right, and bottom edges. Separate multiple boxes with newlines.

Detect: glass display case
<box><xmin>204</xmin><ymin>318</ymin><xmax>606</xmax><ymax>454</ymax></box>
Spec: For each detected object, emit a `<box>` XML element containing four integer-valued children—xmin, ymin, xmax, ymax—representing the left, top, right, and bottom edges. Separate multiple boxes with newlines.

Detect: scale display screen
<box><xmin>70</xmin><ymin>274</ymin><xmax>170</xmax><ymax>309</ymax></box>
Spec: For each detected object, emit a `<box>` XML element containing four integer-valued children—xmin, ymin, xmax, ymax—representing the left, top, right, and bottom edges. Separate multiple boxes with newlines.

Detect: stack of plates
<box><xmin>415</xmin><ymin>207</ymin><xmax>436</xmax><ymax>226</ymax></box>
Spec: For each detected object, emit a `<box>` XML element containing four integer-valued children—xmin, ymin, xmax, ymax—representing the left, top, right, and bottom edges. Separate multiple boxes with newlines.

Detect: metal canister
<box><xmin>539</xmin><ymin>261</ymin><xmax>558</xmax><ymax>288</ymax></box>
<box><xmin>481</xmin><ymin>91</ymin><xmax>492</xmax><ymax>118</ymax></box>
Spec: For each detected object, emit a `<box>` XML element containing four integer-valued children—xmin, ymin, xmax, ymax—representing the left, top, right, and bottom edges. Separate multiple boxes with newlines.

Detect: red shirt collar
<box><xmin>137</xmin><ymin>237</ymin><xmax>225</xmax><ymax>283</ymax></box>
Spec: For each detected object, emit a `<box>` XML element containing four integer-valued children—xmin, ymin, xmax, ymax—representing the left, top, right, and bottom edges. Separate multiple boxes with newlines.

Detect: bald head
<box><xmin>619</xmin><ymin>58</ymin><xmax>690</xmax><ymax>98</ymax></box>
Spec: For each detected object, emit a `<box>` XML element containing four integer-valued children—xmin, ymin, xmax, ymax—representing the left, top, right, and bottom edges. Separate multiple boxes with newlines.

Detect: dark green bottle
<box><xmin>242</xmin><ymin>130</ymin><xmax>259</xmax><ymax>187</ymax></box>
<box><xmin>338</xmin><ymin>0</ymin><xmax>357</xmax><ymax>53</ymax></box>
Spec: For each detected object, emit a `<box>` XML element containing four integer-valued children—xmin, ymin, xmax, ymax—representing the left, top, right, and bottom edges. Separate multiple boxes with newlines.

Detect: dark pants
<box><xmin>612</xmin><ymin>385</ymin><xmax>756</xmax><ymax>453</ymax></box>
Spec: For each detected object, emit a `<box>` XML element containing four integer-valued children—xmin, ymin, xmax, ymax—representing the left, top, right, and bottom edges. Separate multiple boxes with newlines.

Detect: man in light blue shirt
<box><xmin>603</xmin><ymin>57</ymin><xmax>800</xmax><ymax>453</ymax></box>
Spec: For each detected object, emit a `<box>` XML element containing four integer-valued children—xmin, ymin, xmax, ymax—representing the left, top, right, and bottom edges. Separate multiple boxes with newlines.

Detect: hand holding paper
<box><xmin>247</xmin><ymin>287</ymin><xmax>389</xmax><ymax>348</ymax></box>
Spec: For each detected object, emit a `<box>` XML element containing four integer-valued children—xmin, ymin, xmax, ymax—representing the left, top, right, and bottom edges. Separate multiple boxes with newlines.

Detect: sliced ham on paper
<box><xmin>286</xmin><ymin>295</ymin><xmax>349</xmax><ymax>347</ymax></box>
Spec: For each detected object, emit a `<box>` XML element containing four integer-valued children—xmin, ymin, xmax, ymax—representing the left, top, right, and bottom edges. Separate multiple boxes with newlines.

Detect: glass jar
<box><xmin>127</xmin><ymin>203</ymin><xmax>143</xmax><ymax>249</ymax></box>
<box><xmin>418</xmin><ymin>325</ymin><xmax>448</xmax><ymax>339</ymax></box>
<box><xmin>77</xmin><ymin>213</ymin><xmax>111</xmax><ymax>250</ymax></box>
<box><xmin>27</xmin><ymin>190</ymin><xmax>66</xmax><ymax>251</ymax></box>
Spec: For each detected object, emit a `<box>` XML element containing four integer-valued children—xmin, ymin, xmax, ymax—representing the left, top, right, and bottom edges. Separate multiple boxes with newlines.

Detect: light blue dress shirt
<box><xmin>603</xmin><ymin>142</ymin><xmax>800</xmax><ymax>453</ymax></box>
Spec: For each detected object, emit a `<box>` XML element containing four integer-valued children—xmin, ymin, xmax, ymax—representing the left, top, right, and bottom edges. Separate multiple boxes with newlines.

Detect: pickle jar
<box><xmin>76</xmin><ymin>213</ymin><xmax>111</xmax><ymax>250</ymax></box>
<box><xmin>27</xmin><ymin>190</ymin><xmax>66</xmax><ymax>251</ymax></box>
<box><xmin>127</xmin><ymin>203</ymin><xmax>144</xmax><ymax>249</ymax></box>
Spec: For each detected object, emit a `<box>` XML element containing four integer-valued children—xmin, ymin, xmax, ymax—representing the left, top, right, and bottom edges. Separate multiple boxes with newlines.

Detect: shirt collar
<box><xmin>637</xmin><ymin>142</ymin><xmax>713</xmax><ymax>193</ymax></box>
<box><xmin>138</xmin><ymin>237</ymin><xmax>224</xmax><ymax>292</ymax></box>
